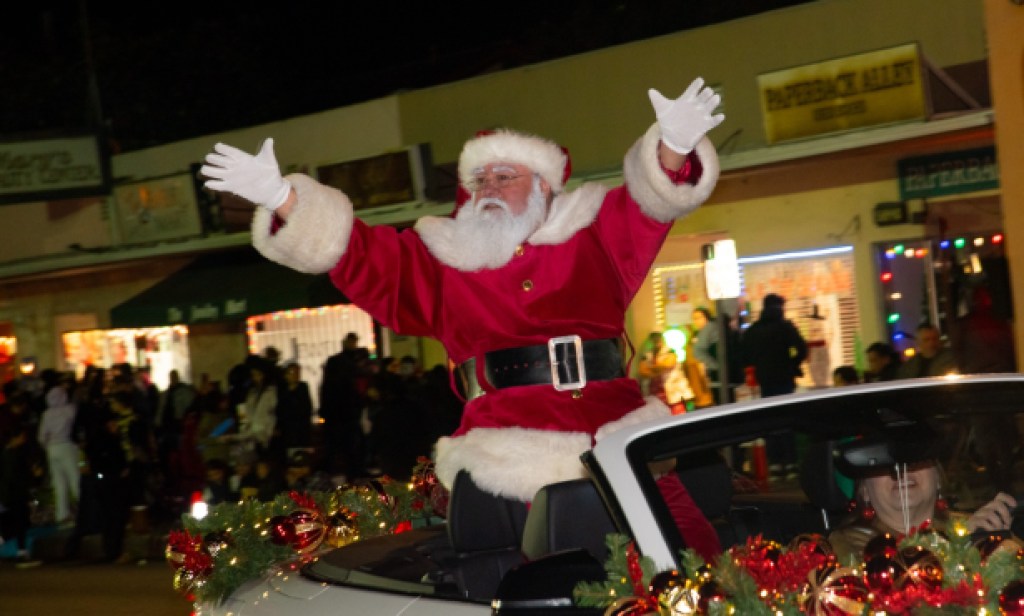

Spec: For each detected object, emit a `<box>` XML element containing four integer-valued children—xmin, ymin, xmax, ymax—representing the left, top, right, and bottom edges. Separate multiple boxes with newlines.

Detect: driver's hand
<box><xmin>966</xmin><ymin>492</ymin><xmax>1017</xmax><ymax>533</ymax></box>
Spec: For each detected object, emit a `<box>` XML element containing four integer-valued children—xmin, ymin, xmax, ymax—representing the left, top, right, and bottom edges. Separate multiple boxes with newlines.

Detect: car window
<box><xmin>613</xmin><ymin>377</ymin><xmax>1024</xmax><ymax>566</ymax></box>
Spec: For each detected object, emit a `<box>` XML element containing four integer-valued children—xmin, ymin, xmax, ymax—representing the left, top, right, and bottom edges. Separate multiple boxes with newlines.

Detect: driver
<box><xmin>828</xmin><ymin>433</ymin><xmax>1017</xmax><ymax>561</ymax></box>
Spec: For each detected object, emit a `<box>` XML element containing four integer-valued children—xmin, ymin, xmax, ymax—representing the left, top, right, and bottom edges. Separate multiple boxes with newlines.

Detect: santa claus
<box><xmin>202</xmin><ymin>77</ymin><xmax>725</xmax><ymax>559</ymax></box>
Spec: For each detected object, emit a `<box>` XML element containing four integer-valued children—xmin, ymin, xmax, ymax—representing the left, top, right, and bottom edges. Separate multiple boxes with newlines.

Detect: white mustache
<box><xmin>475</xmin><ymin>197</ymin><xmax>511</xmax><ymax>214</ymax></box>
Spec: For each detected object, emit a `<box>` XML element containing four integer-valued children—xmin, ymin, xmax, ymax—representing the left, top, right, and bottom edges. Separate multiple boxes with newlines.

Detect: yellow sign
<box><xmin>758</xmin><ymin>43</ymin><xmax>927</xmax><ymax>144</ymax></box>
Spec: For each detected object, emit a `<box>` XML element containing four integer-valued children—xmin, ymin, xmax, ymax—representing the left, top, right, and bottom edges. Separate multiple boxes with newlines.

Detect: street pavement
<box><xmin>0</xmin><ymin>559</ymin><xmax>190</xmax><ymax>616</ymax></box>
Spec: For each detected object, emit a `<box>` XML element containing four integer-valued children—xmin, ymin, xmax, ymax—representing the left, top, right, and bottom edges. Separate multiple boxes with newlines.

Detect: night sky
<box><xmin>1</xmin><ymin>1</ymin><xmax>815</xmax><ymax>153</ymax></box>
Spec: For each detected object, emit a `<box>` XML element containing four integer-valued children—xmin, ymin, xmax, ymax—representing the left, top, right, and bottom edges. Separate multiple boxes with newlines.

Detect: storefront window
<box><xmin>61</xmin><ymin>326</ymin><xmax>190</xmax><ymax>389</ymax></box>
<box><xmin>653</xmin><ymin>245</ymin><xmax>860</xmax><ymax>390</ymax></box>
<box><xmin>246</xmin><ymin>304</ymin><xmax>375</xmax><ymax>410</ymax></box>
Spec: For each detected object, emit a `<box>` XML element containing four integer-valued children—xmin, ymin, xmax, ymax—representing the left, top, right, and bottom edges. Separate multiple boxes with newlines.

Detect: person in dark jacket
<box><xmin>0</xmin><ymin>422</ymin><xmax>45</xmax><ymax>567</ymax></box>
<box><xmin>740</xmin><ymin>294</ymin><xmax>808</xmax><ymax>397</ymax></box>
<box><xmin>740</xmin><ymin>293</ymin><xmax>808</xmax><ymax>479</ymax></box>
<box><xmin>89</xmin><ymin>409</ymin><xmax>131</xmax><ymax>562</ymax></box>
<box><xmin>864</xmin><ymin>341</ymin><xmax>901</xmax><ymax>382</ymax></box>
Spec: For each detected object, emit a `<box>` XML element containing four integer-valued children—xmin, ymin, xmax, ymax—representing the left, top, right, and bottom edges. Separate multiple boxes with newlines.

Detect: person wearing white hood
<box><xmin>38</xmin><ymin>375</ymin><xmax>80</xmax><ymax>527</ymax></box>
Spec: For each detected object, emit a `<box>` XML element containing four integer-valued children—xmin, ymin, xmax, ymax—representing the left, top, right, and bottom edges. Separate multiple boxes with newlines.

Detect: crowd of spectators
<box><xmin>0</xmin><ymin>339</ymin><xmax>464</xmax><ymax>567</ymax></box>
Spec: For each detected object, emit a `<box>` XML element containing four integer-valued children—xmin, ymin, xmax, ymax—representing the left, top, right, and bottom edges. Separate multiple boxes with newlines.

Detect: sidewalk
<box><xmin>6</xmin><ymin>521</ymin><xmax>173</xmax><ymax>565</ymax></box>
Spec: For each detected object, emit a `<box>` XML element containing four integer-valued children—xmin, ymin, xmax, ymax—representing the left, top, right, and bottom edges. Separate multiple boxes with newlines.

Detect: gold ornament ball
<box><xmin>326</xmin><ymin>522</ymin><xmax>360</xmax><ymax>548</ymax></box>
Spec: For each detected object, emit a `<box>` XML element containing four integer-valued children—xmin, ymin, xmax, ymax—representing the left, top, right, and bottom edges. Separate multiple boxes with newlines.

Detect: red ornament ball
<box><xmin>897</xmin><ymin>545</ymin><xmax>942</xmax><ymax>589</ymax></box>
<box><xmin>863</xmin><ymin>533</ymin><xmax>899</xmax><ymax>561</ymax></box>
<box><xmin>604</xmin><ymin>596</ymin><xmax>653</xmax><ymax>615</ymax></box>
<box><xmin>864</xmin><ymin>554</ymin><xmax>906</xmax><ymax>593</ymax></box>
<box><xmin>649</xmin><ymin>569</ymin><xmax>685</xmax><ymax>597</ymax></box>
<box><xmin>288</xmin><ymin>508</ymin><xmax>326</xmax><ymax>552</ymax></box>
<box><xmin>697</xmin><ymin>579</ymin><xmax>727</xmax><ymax>612</ymax></box>
<box><xmin>269</xmin><ymin>515</ymin><xmax>296</xmax><ymax>546</ymax></box>
<box><xmin>999</xmin><ymin>579</ymin><xmax>1024</xmax><ymax>615</ymax></box>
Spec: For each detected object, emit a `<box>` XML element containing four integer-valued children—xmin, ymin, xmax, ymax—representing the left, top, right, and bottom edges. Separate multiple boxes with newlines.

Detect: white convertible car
<box><xmin>199</xmin><ymin>374</ymin><xmax>1024</xmax><ymax>615</ymax></box>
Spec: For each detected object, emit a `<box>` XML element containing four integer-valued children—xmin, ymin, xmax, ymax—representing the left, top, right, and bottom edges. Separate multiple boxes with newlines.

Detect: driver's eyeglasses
<box><xmin>464</xmin><ymin>173</ymin><xmax>525</xmax><ymax>192</ymax></box>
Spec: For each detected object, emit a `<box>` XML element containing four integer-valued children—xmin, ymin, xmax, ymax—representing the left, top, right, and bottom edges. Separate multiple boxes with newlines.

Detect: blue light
<box><xmin>939</xmin><ymin>240</ymin><xmax>950</xmax><ymax>249</ymax></box>
<box><xmin>738</xmin><ymin>245</ymin><xmax>853</xmax><ymax>264</ymax></box>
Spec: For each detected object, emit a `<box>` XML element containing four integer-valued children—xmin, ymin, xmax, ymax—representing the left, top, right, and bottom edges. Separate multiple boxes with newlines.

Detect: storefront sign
<box><xmin>112</xmin><ymin>172</ymin><xmax>203</xmax><ymax>243</ymax></box>
<box><xmin>0</xmin><ymin>135</ymin><xmax>110</xmax><ymax>204</ymax></box>
<box><xmin>898</xmin><ymin>146</ymin><xmax>999</xmax><ymax>200</ymax></box>
<box><xmin>873</xmin><ymin>201</ymin><xmax>908</xmax><ymax>226</ymax></box>
<box><xmin>758</xmin><ymin>43</ymin><xmax>927</xmax><ymax>144</ymax></box>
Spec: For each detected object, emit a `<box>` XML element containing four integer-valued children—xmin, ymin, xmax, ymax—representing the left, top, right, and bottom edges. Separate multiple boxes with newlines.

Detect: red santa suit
<box><xmin>251</xmin><ymin>124</ymin><xmax>720</xmax><ymax>555</ymax></box>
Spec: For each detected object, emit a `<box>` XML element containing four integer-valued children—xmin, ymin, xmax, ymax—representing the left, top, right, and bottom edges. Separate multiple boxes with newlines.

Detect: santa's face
<box><xmin>447</xmin><ymin>171</ymin><xmax>550</xmax><ymax>270</ymax></box>
<box><xmin>469</xmin><ymin>162</ymin><xmax>548</xmax><ymax>217</ymax></box>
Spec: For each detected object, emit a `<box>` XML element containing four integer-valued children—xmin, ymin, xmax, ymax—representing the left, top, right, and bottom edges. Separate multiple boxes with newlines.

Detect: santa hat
<box><xmin>457</xmin><ymin>129</ymin><xmax>571</xmax><ymax>207</ymax></box>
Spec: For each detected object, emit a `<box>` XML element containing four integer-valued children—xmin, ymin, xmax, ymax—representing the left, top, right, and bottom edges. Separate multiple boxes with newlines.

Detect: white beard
<box><xmin>446</xmin><ymin>178</ymin><xmax>548</xmax><ymax>270</ymax></box>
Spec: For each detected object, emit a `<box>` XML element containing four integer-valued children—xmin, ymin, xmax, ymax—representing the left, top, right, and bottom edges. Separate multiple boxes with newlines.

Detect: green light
<box><xmin>893</xmin><ymin>244</ymin><xmax>904</xmax><ymax>253</ymax></box>
<box><xmin>954</xmin><ymin>238</ymin><xmax>966</xmax><ymax>249</ymax></box>
<box><xmin>887</xmin><ymin>313</ymin><xmax>900</xmax><ymax>324</ymax></box>
<box><xmin>662</xmin><ymin>328</ymin><xmax>688</xmax><ymax>360</ymax></box>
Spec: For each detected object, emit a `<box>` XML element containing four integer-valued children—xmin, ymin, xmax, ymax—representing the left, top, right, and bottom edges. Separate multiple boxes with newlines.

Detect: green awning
<box><xmin>110</xmin><ymin>248</ymin><xmax>347</xmax><ymax>328</ymax></box>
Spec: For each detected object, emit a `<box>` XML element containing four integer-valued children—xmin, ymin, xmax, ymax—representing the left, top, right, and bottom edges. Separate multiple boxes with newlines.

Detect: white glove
<box><xmin>648</xmin><ymin>77</ymin><xmax>725</xmax><ymax>155</ymax></box>
<box><xmin>201</xmin><ymin>138</ymin><xmax>292</xmax><ymax>211</ymax></box>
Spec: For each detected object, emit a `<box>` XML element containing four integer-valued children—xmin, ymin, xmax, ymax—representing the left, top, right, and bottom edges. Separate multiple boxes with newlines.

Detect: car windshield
<box><xmin>595</xmin><ymin>375</ymin><xmax>1024</xmax><ymax>569</ymax></box>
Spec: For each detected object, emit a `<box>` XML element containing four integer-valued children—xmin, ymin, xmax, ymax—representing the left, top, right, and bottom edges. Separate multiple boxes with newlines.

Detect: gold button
<box><xmin>521</xmin><ymin>279</ymin><xmax>533</xmax><ymax>291</ymax></box>
<box><xmin>571</xmin><ymin>390</ymin><xmax>583</xmax><ymax>400</ymax></box>
<box><xmin>514</xmin><ymin>245</ymin><xmax>525</xmax><ymax>257</ymax></box>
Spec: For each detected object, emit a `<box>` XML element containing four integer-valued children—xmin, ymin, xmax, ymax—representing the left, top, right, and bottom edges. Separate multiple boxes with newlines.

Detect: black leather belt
<box><xmin>454</xmin><ymin>336</ymin><xmax>624</xmax><ymax>399</ymax></box>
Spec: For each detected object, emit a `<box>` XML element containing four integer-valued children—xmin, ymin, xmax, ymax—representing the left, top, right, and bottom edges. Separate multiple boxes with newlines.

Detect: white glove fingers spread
<box><xmin>649</xmin><ymin>76</ymin><xmax>725</xmax><ymax>154</ymax></box>
<box><xmin>199</xmin><ymin>138</ymin><xmax>290</xmax><ymax>211</ymax></box>
<box><xmin>203</xmin><ymin>152</ymin><xmax>235</xmax><ymax>168</ymax></box>
<box><xmin>647</xmin><ymin>88</ymin><xmax>671</xmax><ymax>114</ymax></box>
<box><xmin>212</xmin><ymin>142</ymin><xmax>248</xmax><ymax>159</ymax></box>
<box><xmin>199</xmin><ymin>164</ymin><xmax>229</xmax><ymax>180</ymax></box>
<box><xmin>681</xmin><ymin>77</ymin><xmax>704</xmax><ymax>101</ymax></box>
<box><xmin>697</xmin><ymin>89</ymin><xmax>719</xmax><ymax>107</ymax></box>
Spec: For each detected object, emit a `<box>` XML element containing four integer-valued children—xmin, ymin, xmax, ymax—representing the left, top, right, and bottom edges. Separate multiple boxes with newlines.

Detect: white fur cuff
<box><xmin>252</xmin><ymin>174</ymin><xmax>354</xmax><ymax>274</ymax></box>
<box><xmin>623</xmin><ymin>123</ymin><xmax>720</xmax><ymax>223</ymax></box>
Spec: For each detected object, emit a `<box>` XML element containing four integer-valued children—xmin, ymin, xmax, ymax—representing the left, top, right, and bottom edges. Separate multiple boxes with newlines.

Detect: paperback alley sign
<box><xmin>898</xmin><ymin>146</ymin><xmax>999</xmax><ymax>200</ymax></box>
<box><xmin>0</xmin><ymin>135</ymin><xmax>110</xmax><ymax>204</ymax></box>
<box><xmin>758</xmin><ymin>43</ymin><xmax>927</xmax><ymax>144</ymax></box>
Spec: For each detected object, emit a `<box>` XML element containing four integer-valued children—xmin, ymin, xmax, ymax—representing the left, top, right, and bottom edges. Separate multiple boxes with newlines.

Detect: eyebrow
<box><xmin>472</xmin><ymin>164</ymin><xmax>519</xmax><ymax>175</ymax></box>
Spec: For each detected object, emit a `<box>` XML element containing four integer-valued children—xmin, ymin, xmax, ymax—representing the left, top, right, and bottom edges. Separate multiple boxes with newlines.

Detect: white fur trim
<box><xmin>434</xmin><ymin>428</ymin><xmax>591</xmax><ymax>502</ymax></box>
<box><xmin>527</xmin><ymin>183</ymin><xmax>607</xmax><ymax>246</ymax></box>
<box><xmin>623</xmin><ymin>123</ymin><xmax>720</xmax><ymax>223</ymax></box>
<box><xmin>593</xmin><ymin>397</ymin><xmax>671</xmax><ymax>441</ymax></box>
<box><xmin>413</xmin><ymin>216</ymin><xmax>463</xmax><ymax>269</ymax></box>
<box><xmin>252</xmin><ymin>174</ymin><xmax>354</xmax><ymax>274</ymax></box>
<box><xmin>415</xmin><ymin>182</ymin><xmax>607</xmax><ymax>270</ymax></box>
<box><xmin>459</xmin><ymin>130</ymin><xmax>568</xmax><ymax>193</ymax></box>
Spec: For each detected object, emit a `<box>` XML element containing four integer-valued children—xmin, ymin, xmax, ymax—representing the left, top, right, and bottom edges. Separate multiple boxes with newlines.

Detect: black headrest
<box><xmin>447</xmin><ymin>471</ymin><xmax>527</xmax><ymax>553</ymax></box>
<box><xmin>520</xmin><ymin>479</ymin><xmax>615</xmax><ymax>561</ymax></box>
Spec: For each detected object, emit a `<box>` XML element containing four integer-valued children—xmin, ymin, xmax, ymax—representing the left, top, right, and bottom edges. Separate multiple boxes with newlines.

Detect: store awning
<box><xmin>110</xmin><ymin>248</ymin><xmax>347</xmax><ymax>328</ymax></box>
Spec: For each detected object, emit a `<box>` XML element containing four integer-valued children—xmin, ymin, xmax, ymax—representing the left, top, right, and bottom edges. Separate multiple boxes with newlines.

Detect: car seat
<box><xmin>520</xmin><ymin>478</ymin><xmax>617</xmax><ymax>562</ymax></box>
<box><xmin>445</xmin><ymin>470</ymin><xmax>528</xmax><ymax>600</ymax></box>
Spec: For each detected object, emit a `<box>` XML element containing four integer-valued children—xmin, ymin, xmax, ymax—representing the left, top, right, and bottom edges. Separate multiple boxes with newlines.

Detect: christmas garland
<box><xmin>165</xmin><ymin>457</ymin><xmax>447</xmax><ymax>606</ymax></box>
<box><xmin>574</xmin><ymin>524</ymin><xmax>1024</xmax><ymax>615</ymax></box>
